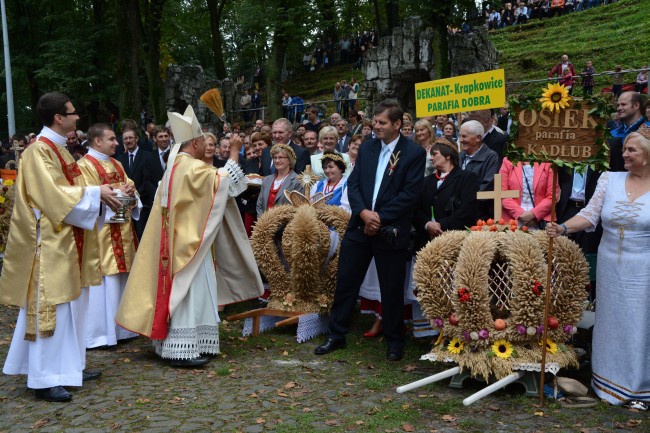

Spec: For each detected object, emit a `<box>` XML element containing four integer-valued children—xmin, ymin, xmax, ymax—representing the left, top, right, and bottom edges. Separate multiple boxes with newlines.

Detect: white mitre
<box><xmin>160</xmin><ymin>105</ymin><xmax>203</xmax><ymax>208</ymax></box>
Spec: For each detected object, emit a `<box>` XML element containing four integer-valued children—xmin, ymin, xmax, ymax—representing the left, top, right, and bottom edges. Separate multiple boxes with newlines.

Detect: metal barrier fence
<box><xmin>505</xmin><ymin>67</ymin><xmax>648</xmax><ymax>96</ymax></box>
<box><xmin>228</xmin><ymin>98</ymin><xmax>367</xmax><ymax>125</ymax></box>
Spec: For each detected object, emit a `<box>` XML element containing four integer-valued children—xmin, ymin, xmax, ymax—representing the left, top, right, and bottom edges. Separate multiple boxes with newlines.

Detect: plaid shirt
<box><xmin>581</xmin><ymin>66</ymin><xmax>595</xmax><ymax>87</ymax></box>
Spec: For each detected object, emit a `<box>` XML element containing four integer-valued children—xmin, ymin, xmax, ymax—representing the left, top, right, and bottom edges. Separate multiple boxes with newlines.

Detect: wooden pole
<box><xmin>539</xmin><ymin>165</ymin><xmax>558</xmax><ymax>402</ymax></box>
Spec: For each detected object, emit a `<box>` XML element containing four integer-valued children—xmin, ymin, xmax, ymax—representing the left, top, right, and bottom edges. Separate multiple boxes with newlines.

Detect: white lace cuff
<box><xmin>225</xmin><ymin>159</ymin><xmax>247</xmax><ymax>197</ymax></box>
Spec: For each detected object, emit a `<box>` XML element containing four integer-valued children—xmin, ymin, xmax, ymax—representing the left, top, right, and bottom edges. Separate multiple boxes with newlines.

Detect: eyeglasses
<box><xmin>272</xmin><ymin>156</ymin><xmax>288</xmax><ymax>161</ymax></box>
<box><xmin>58</xmin><ymin>111</ymin><xmax>78</xmax><ymax>117</ymax></box>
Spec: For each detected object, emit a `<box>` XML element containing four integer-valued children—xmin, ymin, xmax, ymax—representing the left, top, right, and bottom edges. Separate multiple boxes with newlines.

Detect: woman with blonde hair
<box><xmin>310</xmin><ymin>126</ymin><xmax>351</xmax><ymax>179</ymax></box>
<box><xmin>202</xmin><ymin>132</ymin><xmax>218</xmax><ymax>166</ymax></box>
<box><xmin>546</xmin><ymin>132</ymin><xmax>650</xmax><ymax>409</ymax></box>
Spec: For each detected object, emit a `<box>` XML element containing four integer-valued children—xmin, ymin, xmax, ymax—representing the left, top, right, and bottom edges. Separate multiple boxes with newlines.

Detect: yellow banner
<box><xmin>415</xmin><ymin>69</ymin><xmax>506</xmax><ymax>117</ymax></box>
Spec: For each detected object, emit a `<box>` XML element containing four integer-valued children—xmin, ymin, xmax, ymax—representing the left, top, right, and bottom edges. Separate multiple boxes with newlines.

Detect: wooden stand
<box><xmin>227</xmin><ymin>308</ymin><xmax>308</xmax><ymax>336</ymax></box>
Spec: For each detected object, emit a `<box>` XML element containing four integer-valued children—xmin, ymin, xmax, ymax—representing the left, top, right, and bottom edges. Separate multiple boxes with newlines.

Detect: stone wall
<box><xmin>362</xmin><ymin>17</ymin><xmax>498</xmax><ymax>115</ymax></box>
<box><xmin>165</xmin><ymin>65</ymin><xmax>238</xmax><ymax>129</ymax></box>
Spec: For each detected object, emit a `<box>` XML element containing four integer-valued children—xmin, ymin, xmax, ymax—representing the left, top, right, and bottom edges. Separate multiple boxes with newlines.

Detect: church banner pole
<box><xmin>539</xmin><ymin>164</ymin><xmax>558</xmax><ymax>402</ymax></box>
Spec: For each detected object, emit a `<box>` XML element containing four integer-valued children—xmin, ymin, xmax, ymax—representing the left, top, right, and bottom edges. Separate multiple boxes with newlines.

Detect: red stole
<box><xmin>150</xmin><ymin>164</ymin><xmax>178</xmax><ymax>339</ymax></box>
<box><xmin>83</xmin><ymin>154</ymin><xmax>137</xmax><ymax>273</ymax></box>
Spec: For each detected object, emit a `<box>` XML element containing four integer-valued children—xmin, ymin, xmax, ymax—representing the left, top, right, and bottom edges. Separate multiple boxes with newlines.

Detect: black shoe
<box><xmin>82</xmin><ymin>370</ymin><xmax>102</xmax><ymax>381</ymax></box>
<box><xmin>314</xmin><ymin>337</ymin><xmax>346</xmax><ymax>355</ymax></box>
<box><xmin>386</xmin><ymin>346</ymin><xmax>404</xmax><ymax>361</ymax></box>
<box><xmin>35</xmin><ymin>386</ymin><xmax>72</xmax><ymax>402</ymax></box>
<box><xmin>169</xmin><ymin>356</ymin><xmax>211</xmax><ymax>367</ymax></box>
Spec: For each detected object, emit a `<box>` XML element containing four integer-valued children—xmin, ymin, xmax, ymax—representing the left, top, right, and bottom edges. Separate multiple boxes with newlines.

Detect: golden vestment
<box><xmin>116</xmin><ymin>154</ymin><xmax>262</xmax><ymax>338</ymax></box>
<box><xmin>77</xmin><ymin>155</ymin><xmax>138</xmax><ymax>276</ymax></box>
<box><xmin>0</xmin><ymin>139</ymin><xmax>100</xmax><ymax>339</ymax></box>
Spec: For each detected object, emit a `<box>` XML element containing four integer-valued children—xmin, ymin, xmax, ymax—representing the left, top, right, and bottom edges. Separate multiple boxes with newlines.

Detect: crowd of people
<box><xmin>485</xmin><ymin>0</ymin><xmax>621</xmax><ymax>30</ymax></box>
<box><xmin>302</xmin><ymin>31</ymin><xmax>379</xmax><ymax>72</ymax></box>
<box><xmin>1</xmin><ymin>84</ymin><xmax>649</xmax><ymax>409</ymax></box>
<box><xmin>546</xmin><ymin>55</ymin><xmax>648</xmax><ymax>98</ymax></box>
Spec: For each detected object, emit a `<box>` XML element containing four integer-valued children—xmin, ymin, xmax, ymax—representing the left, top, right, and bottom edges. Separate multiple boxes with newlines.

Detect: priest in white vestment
<box><xmin>0</xmin><ymin>92</ymin><xmax>122</xmax><ymax>402</ymax></box>
<box><xmin>77</xmin><ymin>124</ymin><xmax>142</xmax><ymax>348</ymax></box>
<box><xmin>116</xmin><ymin>106</ymin><xmax>263</xmax><ymax>367</ymax></box>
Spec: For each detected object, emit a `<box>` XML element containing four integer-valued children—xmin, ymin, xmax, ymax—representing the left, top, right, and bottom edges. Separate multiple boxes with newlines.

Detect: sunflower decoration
<box><xmin>540</xmin><ymin>339</ymin><xmax>558</xmax><ymax>355</ymax></box>
<box><xmin>447</xmin><ymin>338</ymin><xmax>464</xmax><ymax>354</ymax></box>
<box><xmin>539</xmin><ymin>83</ymin><xmax>571</xmax><ymax>113</ymax></box>
<box><xmin>491</xmin><ymin>339</ymin><xmax>514</xmax><ymax>359</ymax></box>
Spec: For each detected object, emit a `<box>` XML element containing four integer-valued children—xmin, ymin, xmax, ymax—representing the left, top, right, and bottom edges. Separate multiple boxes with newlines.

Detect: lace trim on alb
<box><xmin>153</xmin><ymin>325</ymin><xmax>220</xmax><ymax>359</ymax></box>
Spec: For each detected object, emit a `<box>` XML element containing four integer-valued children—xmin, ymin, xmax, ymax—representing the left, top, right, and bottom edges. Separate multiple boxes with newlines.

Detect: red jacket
<box><xmin>499</xmin><ymin>158</ymin><xmax>559</xmax><ymax>222</ymax></box>
<box><xmin>548</xmin><ymin>61</ymin><xmax>576</xmax><ymax>78</ymax></box>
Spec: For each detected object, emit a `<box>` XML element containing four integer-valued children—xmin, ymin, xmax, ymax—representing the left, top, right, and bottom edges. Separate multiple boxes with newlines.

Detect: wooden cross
<box><xmin>4</xmin><ymin>140</ymin><xmax>24</xmax><ymax>170</ymax></box>
<box><xmin>476</xmin><ymin>173</ymin><xmax>520</xmax><ymax>221</ymax></box>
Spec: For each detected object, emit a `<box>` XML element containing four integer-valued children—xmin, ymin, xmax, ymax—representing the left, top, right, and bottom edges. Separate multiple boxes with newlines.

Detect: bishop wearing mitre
<box><xmin>116</xmin><ymin>105</ymin><xmax>263</xmax><ymax>367</ymax></box>
<box><xmin>1</xmin><ymin>93</ymin><xmax>121</xmax><ymax>402</ymax></box>
<box><xmin>77</xmin><ymin>123</ymin><xmax>142</xmax><ymax>349</ymax></box>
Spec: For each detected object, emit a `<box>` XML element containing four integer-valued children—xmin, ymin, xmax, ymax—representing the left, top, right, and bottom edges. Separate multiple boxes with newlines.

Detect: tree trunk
<box><xmin>207</xmin><ymin>0</ymin><xmax>228</xmax><ymax>79</ymax></box>
<box><xmin>114</xmin><ymin>0</ymin><xmax>142</xmax><ymax>121</ymax></box>
<box><xmin>266</xmin><ymin>0</ymin><xmax>290</xmax><ymax>120</ymax></box>
<box><xmin>315</xmin><ymin>0</ymin><xmax>337</xmax><ymax>45</ymax></box>
<box><xmin>372</xmin><ymin>0</ymin><xmax>382</xmax><ymax>35</ymax></box>
<box><xmin>142</xmin><ymin>0</ymin><xmax>166</xmax><ymax>124</ymax></box>
<box><xmin>431</xmin><ymin>7</ymin><xmax>450</xmax><ymax>79</ymax></box>
<box><xmin>385</xmin><ymin>0</ymin><xmax>399</xmax><ymax>32</ymax></box>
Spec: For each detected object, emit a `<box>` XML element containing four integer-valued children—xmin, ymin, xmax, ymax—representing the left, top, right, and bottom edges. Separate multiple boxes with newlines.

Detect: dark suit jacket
<box><xmin>556</xmin><ymin>167</ymin><xmax>601</xmax><ymax>222</ymax></box>
<box><xmin>556</xmin><ymin>166</ymin><xmax>603</xmax><ymax>256</ymax></box>
<box><xmin>139</xmin><ymin>148</ymin><xmax>167</xmax><ymax>206</ymax></box>
<box><xmin>115</xmin><ymin>148</ymin><xmax>154</xmax><ymax>205</ymax></box>
<box><xmin>336</xmin><ymin>135</ymin><xmax>351</xmax><ymax>153</ymax></box>
<box><xmin>260</xmin><ymin>143</ymin><xmax>309</xmax><ymax>176</ymax></box>
<box><xmin>346</xmin><ymin>135</ymin><xmax>425</xmax><ymax>250</ymax></box>
<box><xmin>413</xmin><ymin>168</ymin><xmax>479</xmax><ymax>252</ymax></box>
<box><xmin>484</xmin><ymin>127</ymin><xmax>508</xmax><ymax>161</ymax></box>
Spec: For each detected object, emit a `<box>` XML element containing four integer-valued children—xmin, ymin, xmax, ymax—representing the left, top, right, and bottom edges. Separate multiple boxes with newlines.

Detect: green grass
<box><xmin>489</xmin><ymin>0</ymin><xmax>649</xmax><ymax>92</ymax></box>
<box><xmin>283</xmin><ymin>64</ymin><xmax>364</xmax><ymax>102</ymax></box>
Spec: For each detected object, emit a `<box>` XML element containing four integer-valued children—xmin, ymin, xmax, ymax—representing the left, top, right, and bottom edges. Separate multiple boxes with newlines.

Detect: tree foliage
<box><xmin>0</xmin><ymin>0</ymin><xmax>480</xmax><ymax>135</ymax></box>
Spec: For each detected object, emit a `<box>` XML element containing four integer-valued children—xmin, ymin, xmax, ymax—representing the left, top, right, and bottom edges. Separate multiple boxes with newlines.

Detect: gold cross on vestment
<box><xmin>476</xmin><ymin>173</ymin><xmax>520</xmax><ymax>221</ymax></box>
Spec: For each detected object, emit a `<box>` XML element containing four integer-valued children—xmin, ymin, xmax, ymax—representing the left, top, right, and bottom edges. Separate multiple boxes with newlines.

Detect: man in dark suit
<box><xmin>556</xmin><ymin>167</ymin><xmax>603</xmax><ymax>258</ymax></box>
<box><xmin>315</xmin><ymin>99</ymin><xmax>425</xmax><ymax>361</ymax></box>
<box><xmin>260</xmin><ymin>118</ymin><xmax>309</xmax><ymax>175</ymax></box>
<box><xmin>115</xmin><ymin>128</ymin><xmax>157</xmax><ymax>239</ymax></box>
<box><xmin>335</xmin><ymin>119</ymin><xmax>351</xmax><ymax>153</ymax></box>
<box><xmin>469</xmin><ymin>109</ymin><xmax>508</xmax><ymax>163</ymax></box>
<box><xmin>115</xmin><ymin>118</ymin><xmax>152</xmax><ymax>155</ymax></box>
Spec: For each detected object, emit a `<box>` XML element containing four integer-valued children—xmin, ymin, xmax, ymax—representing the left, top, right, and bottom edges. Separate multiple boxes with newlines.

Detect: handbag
<box><xmin>379</xmin><ymin>225</ymin><xmax>399</xmax><ymax>247</ymax></box>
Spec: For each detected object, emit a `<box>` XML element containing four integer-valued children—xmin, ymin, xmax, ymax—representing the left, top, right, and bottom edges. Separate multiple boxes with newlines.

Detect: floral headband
<box><xmin>270</xmin><ymin>143</ymin><xmax>296</xmax><ymax>161</ymax></box>
<box><xmin>322</xmin><ymin>152</ymin><xmax>347</xmax><ymax>169</ymax></box>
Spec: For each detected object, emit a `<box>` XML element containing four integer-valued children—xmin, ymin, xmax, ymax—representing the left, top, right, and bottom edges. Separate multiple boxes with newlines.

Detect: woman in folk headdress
<box><xmin>409</xmin><ymin>136</ymin><xmax>480</xmax><ymax>337</ymax></box>
<box><xmin>310</xmin><ymin>152</ymin><xmax>348</xmax><ymax>207</ymax></box>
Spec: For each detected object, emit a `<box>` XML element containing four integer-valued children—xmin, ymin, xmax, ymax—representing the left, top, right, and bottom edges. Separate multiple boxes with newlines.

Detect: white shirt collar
<box><xmin>38</xmin><ymin>126</ymin><xmax>67</xmax><ymax>146</ymax></box>
<box><xmin>87</xmin><ymin>147</ymin><xmax>110</xmax><ymax>161</ymax></box>
<box><xmin>128</xmin><ymin>147</ymin><xmax>139</xmax><ymax>157</ymax></box>
<box><xmin>382</xmin><ymin>134</ymin><xmax>400</xmax><ymax>152</ymax></box>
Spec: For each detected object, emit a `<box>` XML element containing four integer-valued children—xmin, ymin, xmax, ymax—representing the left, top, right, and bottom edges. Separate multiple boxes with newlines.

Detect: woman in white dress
<box><xmin>547</xmin><ymin>132</ymin><xmax>650</xmax><ymax>409</ymax></box>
